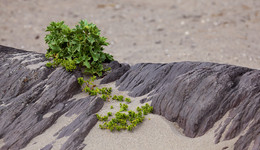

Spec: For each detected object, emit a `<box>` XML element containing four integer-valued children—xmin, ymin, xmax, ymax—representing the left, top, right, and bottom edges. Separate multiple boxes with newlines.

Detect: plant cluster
<box><xmin>44</xmin><ymin>20</ymin><xmax>153</xmax><ymax>133</ymax></box>
<box><xmin>45</xmin><ymin>20</ymin><xmax>113</xmax><ymax>76</ymax></box>
<box><xmin>112</xmin><ymin>95</ymin><xmax>131</xmax><ymax>103</ymax></box>
<box><xmin>77</xmin><ymin>74</ymin><xmax>153</xmax><ymax>132</ymax></box>
<box><xmin>97</xmin><ymin>103</ymin><xmax>153</xmax><ymax>131</ymax></box>
<box><xmin>77</xmin><ymin>76</ymin><xmax>113</xmax><ymax>100</ymax></box>
<box><xmin>78</xmin><ymin>76</ymin><xmax>133</xmax><ymax>103</ymax></box>
<box><xmin>119</xmin><ymin>103</ymin><xmax>128</xmax><ymax>112</ymax></box>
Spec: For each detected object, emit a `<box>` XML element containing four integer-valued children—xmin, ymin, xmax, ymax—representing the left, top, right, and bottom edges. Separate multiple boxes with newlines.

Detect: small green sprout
<box><xmin>46</xmin><ymin>62</ymin><xmax>53</xmax><ymax>68</ymax></box>
<box><xmin>101</xmin><ymin>94</ymin><xmax>109</xmax><ymax>101</ymax></box>
<box><xmin>112</xmin><ymin>95</ymin><xmax>118</xmax><ymax>100</ymax></box>
<box><xmin>77</xmin><ymin>77</ymin><xmax>84</xmax><ymax>86</ymax></box>
<box><xmin>110</xmin><ymin>105</ymin><xmax>114</xmax><ymax>109</ymax></box>
<box><xmin>125</xmin><ymin>98</ymin><xmax>131</xmax><ymax>103</ymax></box>
<box><xmin>102</xmin><ymin>115</ymin><xmax>108</xmax><ymax>121</ymax></box>
<box><xmin>117</xmin><ymin>95</ymin><xmax>124</xmax><ymax>101</ymax></box>
<box><xmin>136</xmin><ymin>107</ymin><xmax>142</xmax><ymax>112</ymax></box>
<box><xmin>107</xmin><ymin>112</ymin><xmax>112</xmax><ymax>116</ymax></box>
<box><xmin>119</xmin><ymin>103</ymin><xmax>128</xmax><ymax>112</ymax></box>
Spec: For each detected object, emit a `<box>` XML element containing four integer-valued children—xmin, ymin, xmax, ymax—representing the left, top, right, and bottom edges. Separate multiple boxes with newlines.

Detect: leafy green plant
<box><xmin>110</xmin><ymin>105</ymin><xmax>114</xmax><ymax>109</ymax></box>
<box><xmin>45</xmin><ymin>20</ymin><xmax>113</xmax><ymax>76</ymax></box>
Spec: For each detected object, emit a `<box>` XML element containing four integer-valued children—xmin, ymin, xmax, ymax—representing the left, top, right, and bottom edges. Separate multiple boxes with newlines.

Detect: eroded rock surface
<box><xmin>0</xmin><ymin>45</ymin><xmax>105</xmax><ymax>150</ymax></box>
<box><xmin>1</xmin><ymin>45</ymin><xmax>259</xmax><ymax>150</ymax></box>
<box><xmin>116</xmin><ymin>62</ymin><xmax>260</xmax><ymax>150</ymax></box>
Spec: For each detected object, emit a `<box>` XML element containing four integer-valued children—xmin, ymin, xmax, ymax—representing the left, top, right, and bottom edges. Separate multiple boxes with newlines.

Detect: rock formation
<box><xmin>0</xmin><ymin>45</ymin><xmax>259</xmax><ymax>150</ymax></box>
<box><xmin>0</xmin><ymin>46</ymin><xmax>104</xmax><ymax>150</ymax></box>
<box><xmin>116</xmin><ymin>63</ymin><xmax>259</xmax><ymax>150</ymax></box>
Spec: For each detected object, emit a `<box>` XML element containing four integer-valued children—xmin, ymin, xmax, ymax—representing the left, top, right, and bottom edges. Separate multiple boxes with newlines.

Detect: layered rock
<box><xmin>0</xmin><ymin>45</ymin><xmax>105</xmax><ymax>150</ymax></box>
<box><xmin>0</xmin><ymin>45</ymin><xmax>259</xmax><ymax>150</ymax></box>
<box><xmin>116</xmin><ymin>62</ymin><xmax>259</xmax><ymax>150</ymax></box>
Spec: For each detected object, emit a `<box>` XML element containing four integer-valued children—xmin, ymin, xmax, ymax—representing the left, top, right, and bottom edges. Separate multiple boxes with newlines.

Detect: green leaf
<box><xmin>87</xmin><ymin>36</ymin><xmax>95</xmax><ymax>44</ymax></box>
<box><xmin>91</xmin><ymin>51</ymin><xmax>99</xmax><ymax>61</ymax></box>
<box><xmin>83</xmin><ymin>60</ymin><xmax>91</xmax><ymax>68</ymax></box>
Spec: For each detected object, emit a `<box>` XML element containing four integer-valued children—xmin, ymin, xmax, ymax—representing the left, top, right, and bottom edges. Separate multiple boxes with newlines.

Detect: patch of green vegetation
<box><xmin>117</xmin><ymin>95</ymin><xmax>124</xmax><ymax>101</ymax></box>
<box><xmin>44</xmin><ymin>20</ymin><xmax>152</xmax><ymax>133</ymax></box>
<box><xmin>45</xmin><ymin>20</ymin><xmax>113</xmax><ymax>76</ymax></box>
<box><xmin>125</xmin><ymin>98</ymin><xmax>131</xmax><ymax>103</ymax></box>
<box><xmin>119</xmin><ymin>103</ymin><xmax>128</xmax><ymax>112</ymax></box>
<box><xmin>97</xmin><ymin>103</ymin><xmax>153</xmax><ymax>132</ymax></box>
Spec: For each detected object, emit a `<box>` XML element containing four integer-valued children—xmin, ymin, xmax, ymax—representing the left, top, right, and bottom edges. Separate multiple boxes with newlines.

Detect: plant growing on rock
<box><xmin>44</xmin><ymin>20</ymin><xmax>154</xmax><ymax>133</ymax></box>
<box><xmin>45</xmin><ymin>20</ymin><xmax>113</xmax><ymax>76</ymax></box>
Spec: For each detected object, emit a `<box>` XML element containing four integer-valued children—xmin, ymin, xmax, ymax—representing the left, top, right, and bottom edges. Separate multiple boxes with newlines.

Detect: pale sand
<box><xmin>22</xmin><ymin>93</ymin><xmax>87</xmax><ymax>150</ymax></box>
<box><xmin>19</xmin><ymin>80</ymin><xmax>247</xmax><ymax>150</ymax></box>
<box><xmin>22</xmin><ymin>114</ymin><xmax>79</xmax><ymax>150</ymax></box>
<box><xmin>82</xmin><ymin>81</ymin><xmax>240</xmax><ymax>150</ymax></box>
<box><xmin>0</xmin><ymin>139</ymin><xmax>4</xmax><ymax>149</ymax></box>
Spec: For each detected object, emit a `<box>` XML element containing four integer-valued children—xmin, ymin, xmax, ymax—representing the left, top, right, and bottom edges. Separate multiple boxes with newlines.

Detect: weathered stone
<box><xmin>116</xmin><ymin>62</ymin><xmax>260</xmax><ymax>150</ymax></box>
<box><xmin>100</xmin><ymin>61</ymin><xmax>130</xmax><ymax>84</ymax></box>
<box><xmin>1</xmin><ymin>45</ymin><xmax>259</xmax><ymax>150</ymax></box>
<box><xmin>0</xmin><ymin>45</ymin><xmax>103</xmax><ymax>150</ymax></box>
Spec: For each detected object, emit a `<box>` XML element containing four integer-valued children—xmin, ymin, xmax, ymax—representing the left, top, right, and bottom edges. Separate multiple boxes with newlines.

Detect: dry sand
<box><xmin>83</xmin><ymin>81</ymin><xmax>238</xmax><ymax>150</ymax></box>
<box><xmin>1</xmin><ymin>0</ymin><xmax>260</xmax><ymax>69</ymax></box>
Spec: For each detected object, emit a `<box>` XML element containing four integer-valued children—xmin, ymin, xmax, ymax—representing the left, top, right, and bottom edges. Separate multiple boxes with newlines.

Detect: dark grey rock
<box><xmin>0</xmin><ymin>45</ymin><xmax>103</xmax><ymax>150</ymax></box>
<box><xmin>116</xmin><ymin>62</ymin><xmax>259</xmax><ymax>150</ymax></box>
<box><xmin>100</xmin><ymin>61</ymin><xmax>130</xmax><ymax>84</ymax></box>
<box><xmin>40</xmin><ymin>144</ymin><xmax>53</xmax><ymax>150</ymax></box>
<box><xmin>1</xmin><ymin>45</ymin><xmax>259</xmax><ymax>150</ymax></box>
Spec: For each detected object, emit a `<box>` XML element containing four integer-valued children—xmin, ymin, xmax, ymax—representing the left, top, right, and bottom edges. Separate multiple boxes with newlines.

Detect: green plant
<box><xmin>107</xmin><ymin>112</ymin><xmax>112</xmax><ymax>116</ymax></box>
<box><xmin>78</xmin><ymin>76</ymin><xmax>114</xmax><ymax>101</ymax></box>
<box><xmin>117</xmin><ymin>95</ymin><xmax>124</xmax><ymax>101</ymax></box>
<box><xmin>96</xmin><ymin>114</ymin><xmax>109</xmax><ymax>121</ymax></box>
<box><xmin>125</xmin><ymin>98</ymin><xmax>131</xmax><ymax>103</ymax></box>
<box><xmin>97</xmin><ymin>103</ymin><xmax>153</xmax><ymax>132</ymax></box>
<box><xmin>100</xmin><ymin>87</ymin><xmax>112</xmax><ymax>95</ymax></box>
<box><xmin>77</xmin><ymin>77</ymin><xmax>84</xmax><ymax>86</ymax></box>
<box><xmin>112</xmin><ymin>95</ymin><xmax>118</xmax><ymax>100</ymax></box>
<box><xmin>45</xmin><ymin>20</ymin><xmax>113</xmax><ymax>76</ymax></box>
<box><xmin>136</xmin><ymin>106</ymin><xmax>142</xmax><ymax>112</ymax></box>
<box><xmin>46</xmin><ymin>62</ymin><xmax>53</xmax><ymax>68</ymax></box>
<box><xmin>119</xmin><ymin>103</ymin><xmax>128</xmax><ymax>112</ymax></box>
<box><xmin>110</xmin><ymin>105</ymin><xmax>114</xmax><ymax>109</ymax></box>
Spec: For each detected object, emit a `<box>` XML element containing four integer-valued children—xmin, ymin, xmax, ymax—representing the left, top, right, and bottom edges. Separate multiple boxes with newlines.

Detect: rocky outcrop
<box><xmin>0</xmin><ymin>45</ymin><xmax>105</xmax><ymax>150</ymax></box>
<box><xmin>0</xmin><ymin>45</ymin><xmax>259</xmax><ymax>150</ymax></box>
<box><xmin>100</xmin><ymin>61</ymin><xmax>130</xmax><ymax>84</ymax></box>
<box><xmin>116</xmin><ymin>62</ymin><xmax>260</xmax><ymax>150</ymax></box>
